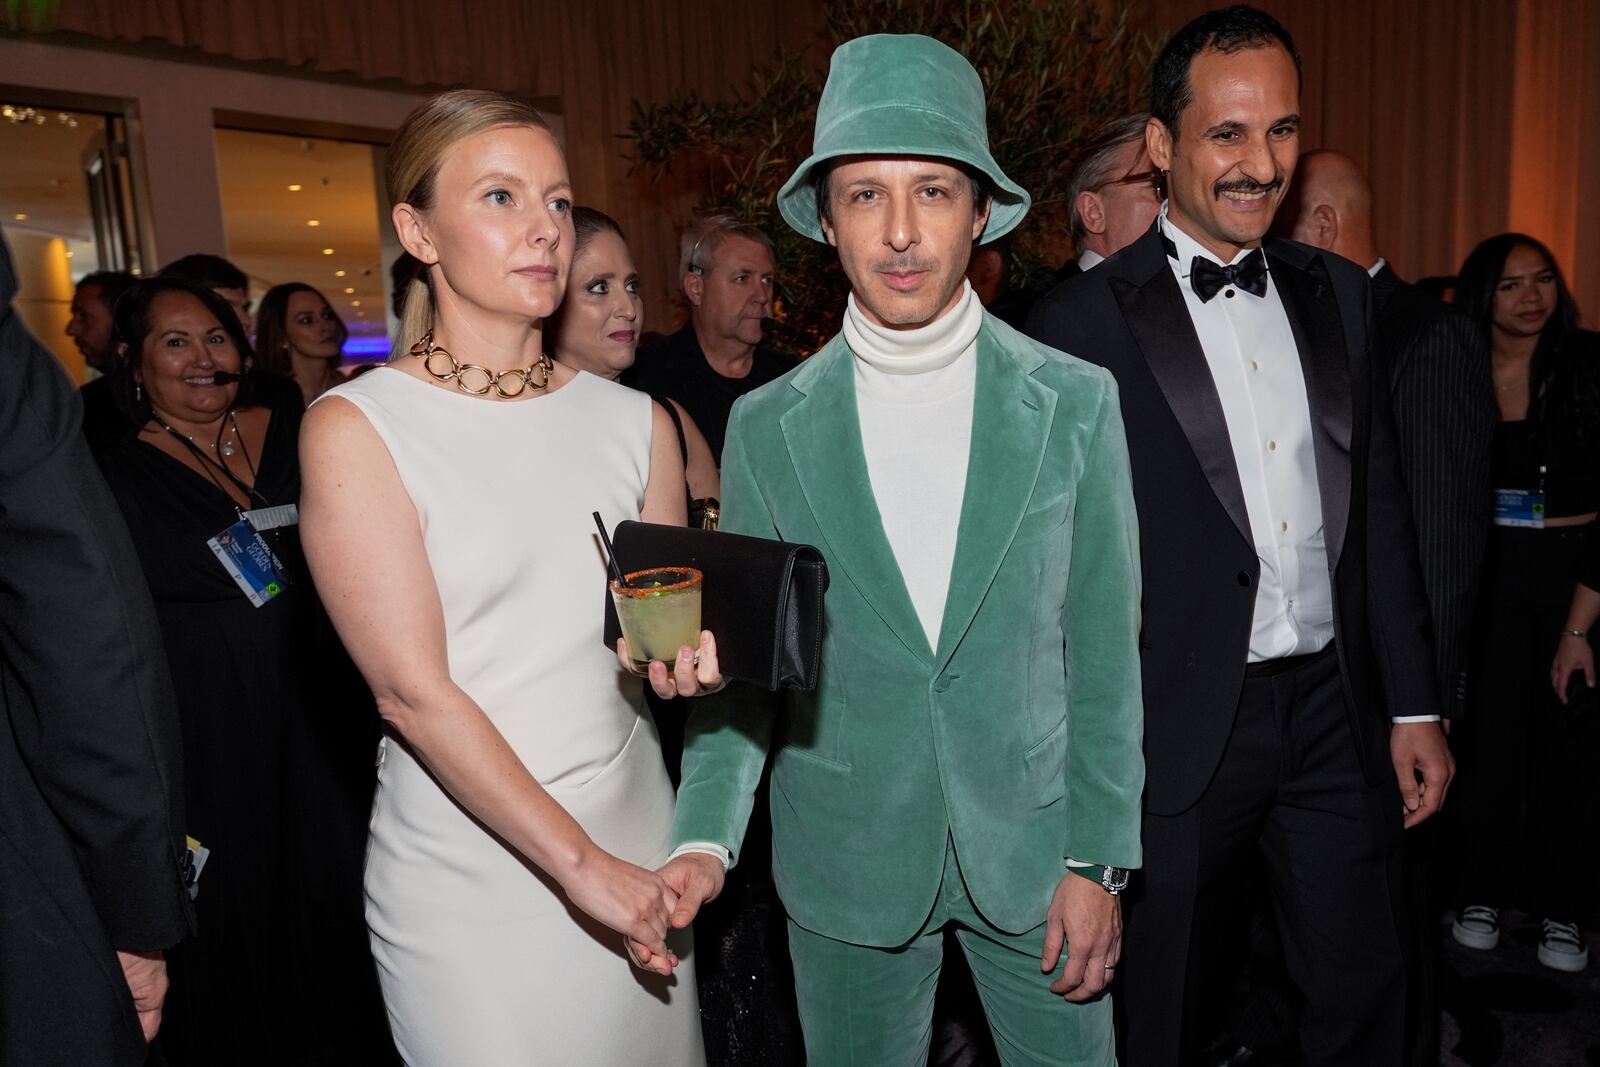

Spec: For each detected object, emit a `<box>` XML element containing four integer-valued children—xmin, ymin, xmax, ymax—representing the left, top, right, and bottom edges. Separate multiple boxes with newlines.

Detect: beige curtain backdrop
<box><xmin>5</xmin><ymin>0</ymin><xmax>1595</xmax><ymax>327</ymax></box>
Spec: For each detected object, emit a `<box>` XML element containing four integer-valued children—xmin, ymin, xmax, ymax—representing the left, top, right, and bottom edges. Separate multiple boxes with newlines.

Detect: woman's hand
<box><xmin>1551</xmin><ymin>632</ymin><xmax>1594</xmax><ymax>704</ymax></box>
<box><xmin>616</xmin><ymin>630</ymin><xmax>726</xmax><ymax>699</ymax></box>
<box><xmin>561</xmin><ymin>847</ymin><xmax>682</xmax><ymax>976</ymax></box>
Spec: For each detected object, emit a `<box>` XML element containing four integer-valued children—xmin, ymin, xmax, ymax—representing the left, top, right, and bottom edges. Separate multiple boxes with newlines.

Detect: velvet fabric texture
<box><xmin>673</xmin><ymin>313</ymin><xmax>1145</xmax><ymax>948</ymax></box>
<box><xmin>776</xmin><ymin>33</ymin><xmax>1031</xmax><ymax>244</ymax></box>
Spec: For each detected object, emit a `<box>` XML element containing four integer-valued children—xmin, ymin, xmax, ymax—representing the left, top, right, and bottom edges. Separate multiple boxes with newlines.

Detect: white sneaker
<box><xmin>1451</xmin><ymin>905</ymin><xmax>1500</xmax><ymax>950</ymax></box>
<box><xmin>1537</xmin><ymin>919</ymin><xmax>1589</xmax><ymax>973</ymax></box>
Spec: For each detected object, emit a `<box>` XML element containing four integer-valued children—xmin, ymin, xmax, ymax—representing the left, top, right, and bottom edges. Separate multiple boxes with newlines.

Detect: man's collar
<box><xmin>1367</xmin><ymin>256</ymin><xmax>1388</xmax><ymax>279</ymax></box>
<box><xmin>1077</xmin><ymin>248</ymin><xmax>1106</xmax><ymax>271</ymax></box>
<box><xmin>1158</xmin><ymin>202</ymin><xmax>1269</xmax><ymax>276</ymax></box>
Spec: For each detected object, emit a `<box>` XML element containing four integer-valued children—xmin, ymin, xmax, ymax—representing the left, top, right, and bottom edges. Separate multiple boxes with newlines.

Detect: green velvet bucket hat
<box><xmin>778</xmin><ymin>33</ymin><xmax>1030</xmax><ymax>244</ymax></box>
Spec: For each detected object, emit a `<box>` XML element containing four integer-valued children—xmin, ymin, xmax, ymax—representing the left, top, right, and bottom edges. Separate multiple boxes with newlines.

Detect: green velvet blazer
<box><xmin>672</xmin><ymin>312</ymin><xmax>1145</xmax><ymax>947</ymax></box>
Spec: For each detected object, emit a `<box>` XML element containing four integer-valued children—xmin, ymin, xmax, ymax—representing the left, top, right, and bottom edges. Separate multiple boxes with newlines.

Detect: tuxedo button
<box><xmin>1236</xmin><ymin>571</ymin><xmax>1250</xmax><ymax>587</ymax></box>
<box><xmin>935</xmin><ymin>677</ymin><xmax>953</xmax><ymax>694</ymax></box>
<box><xmin>1225</xmin><ymin>289</ymin><xmax>1236</xmax><ymax>298</ymax></box>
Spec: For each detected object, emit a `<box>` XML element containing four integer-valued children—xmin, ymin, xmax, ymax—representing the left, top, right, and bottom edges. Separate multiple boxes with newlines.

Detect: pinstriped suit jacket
<box><xmin>1371</xmin><ymin>265</ymin><xmax>1495</xmax><ymax>719</ymax></box>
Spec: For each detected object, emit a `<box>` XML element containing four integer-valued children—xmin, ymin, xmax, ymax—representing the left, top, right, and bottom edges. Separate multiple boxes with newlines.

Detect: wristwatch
<box><xmin>1069</xmin><ymin>864</ymin><xmax>1132</xmax><ymax>895</ymax></box>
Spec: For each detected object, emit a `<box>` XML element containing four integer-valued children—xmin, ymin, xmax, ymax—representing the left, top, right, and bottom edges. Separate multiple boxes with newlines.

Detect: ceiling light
<box><xmin>307</xmin><ymin>219</ymin><xmax>320</xmax><ymax>227</ymax></box>
<box><xmin>288</xmin><ymin>184</ymin><xmax>302</xmax><ymax>192</ymax></box>
<box><xmin>12</xmin><ymin>213</ymin><xmax>26</xmax><ymax>221</ymax></box>
<box><xmin>343</xmin><ymin>287</ymin><xmax>355</xmax><ymax>294</ymax></box>
<box><xmin>322</xmin><ymin>248</ymin><xmax>334</xmax><ymax>255</ymax></box>
<box><xmin>334</xmin><ymin>269</ymin><xmax>347</xmax><ymax>277</ymax></box>
<box><xmin>351</xmin><ymin>300</ymin><xmax>361</xmax><ymax>307</ymax></box>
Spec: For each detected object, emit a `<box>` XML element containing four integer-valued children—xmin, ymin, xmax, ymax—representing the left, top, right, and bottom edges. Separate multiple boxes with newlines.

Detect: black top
<box><xmin>1491</xmin><ymin>330</ymin><xmax>1600</xmax><ymax>520</ymax></box>
<box><xmin>92</xmin><ymin>410</ymin><xmax>390</xmax><ymax>1064</ymax></box>
<box><xmin>1491</xmin><ymin>419</ymin><xmax>1600</xmax><ymax>519</ymax></box>
<box><xmin>623</xmin><ymin>323</ymin><xmax>795</xmax><ymax>465</ymax></box>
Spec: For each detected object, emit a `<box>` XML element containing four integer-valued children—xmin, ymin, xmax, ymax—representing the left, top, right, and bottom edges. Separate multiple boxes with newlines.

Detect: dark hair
<box><xmin>1151</xmin><ymin>5</ymin><xmax>1302</xmax><ymax>137</ymax></box>
<box><xmin>1456</xmin><ymin>232</ymin><xmax>1593</xmax><ymax>439</ymax></box>
<box><xmin>811</xmin><ymin>160</ymin><xmax>995</xmax><ymax>228</ymax></box>
<box><xmin>158</xmin><ymin>253</ymin><xmax>250</xmax><ymax>293</ymax></box>
<box><xmin>112</xmin><ymin>277</ymin><xmax>255</xmax><ymax>423</ymax></box>
<box><xmin>76</xmin><ymin>270</ymin><xmax>138</xmax><ymax>310</ymax></box>
<box><xmin>253</xmin><ymin>283</ymin><xmax>349</xmax><ymax>376</ymax></box>
<box><xmin>546</xmin><ymin>206</ymin><xmax>631</xmax><ymax>348</ymax></box>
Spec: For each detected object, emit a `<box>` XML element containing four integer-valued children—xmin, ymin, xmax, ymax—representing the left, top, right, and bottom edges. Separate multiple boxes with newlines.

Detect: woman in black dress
<box><xmin>1450</xmin><ymin>234</ymin><xmax>1599</xmax><ymax>974</ymax></box>
<box><xmin>92</xmin><ymin>277</ymin><xmax>391</xmax><ymax>1063</ymax></box>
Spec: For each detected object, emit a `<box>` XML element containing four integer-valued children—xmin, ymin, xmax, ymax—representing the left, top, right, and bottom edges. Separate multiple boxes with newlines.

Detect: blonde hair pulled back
<box><xmin>386</xmin><ymin>89</ymin><xmax>553</xmax><ymax>356</ymax></box>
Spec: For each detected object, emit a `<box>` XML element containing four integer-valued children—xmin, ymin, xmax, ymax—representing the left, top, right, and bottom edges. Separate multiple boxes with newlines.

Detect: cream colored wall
<box><xmin>6</xmin><ymin>230</ymin><xmax>80</xmax><ymax>380</ymax></box>
<box><xmin>0</xmin><ymin>37</ymin><xmax>428</xmax><ymax>271</ymax></box>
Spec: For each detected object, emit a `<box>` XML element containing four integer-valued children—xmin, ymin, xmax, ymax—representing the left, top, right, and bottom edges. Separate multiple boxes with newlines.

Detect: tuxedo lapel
<box><xmin>780</xmin><ymin>343</ymin><xmax>933</xmax><ymax>663</ymax></box>
<box><xmin>1268</xmin><ymin>247</ymin><xmax>1353</xmax><ymax>569</ymax></box>
<box><xmin>933</xmin><ymin>326</ymin><xmax>1054</xmax><ymax>670</ymax></box>
<box><xmin>1110</xmin><ymin>233</ymin><xmax>1252</xmax><ymax>553</ymax></box>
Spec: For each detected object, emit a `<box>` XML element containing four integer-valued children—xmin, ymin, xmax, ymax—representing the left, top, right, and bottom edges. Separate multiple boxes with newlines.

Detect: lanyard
<box><xmin>154</xmin><ymin>410</ymin><xmax>272</xmax><ymax>511</ymax></box>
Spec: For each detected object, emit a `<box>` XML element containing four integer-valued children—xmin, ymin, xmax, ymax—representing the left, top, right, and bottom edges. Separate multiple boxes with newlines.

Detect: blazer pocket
<box><xmin>1025</xmin><ymin>710</ymin><xmax>1069</xmax><ymax>762</ymax></box>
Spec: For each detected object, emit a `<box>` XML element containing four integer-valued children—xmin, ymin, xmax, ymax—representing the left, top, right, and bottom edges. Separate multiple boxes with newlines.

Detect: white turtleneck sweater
<box><xmin>843</xmin><ymin>282</ymin><xmax>983</xmax><ymax>650</ymax></box>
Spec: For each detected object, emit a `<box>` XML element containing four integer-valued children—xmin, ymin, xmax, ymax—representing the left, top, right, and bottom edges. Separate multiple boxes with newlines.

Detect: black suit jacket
<box><xmin>1027</xmin><ymin>227</ymin><xmax>1440</xmax><ymax>815</ymax></box>
<box><xmin>0</xmin><ymin>238</ymin><xmax>192</xmax><ymax>1064</ymax></box>
<box><xmin>1370</xmin><ymin>264</ymin><xmax>1494</xmax><ymax>718</ymax></box>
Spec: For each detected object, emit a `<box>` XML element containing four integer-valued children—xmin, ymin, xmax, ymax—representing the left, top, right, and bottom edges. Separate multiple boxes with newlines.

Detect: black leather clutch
<box><xmin>601</xmin><ymin>520</ymin><xmax>828</xmax><ymax>692</ymax></box>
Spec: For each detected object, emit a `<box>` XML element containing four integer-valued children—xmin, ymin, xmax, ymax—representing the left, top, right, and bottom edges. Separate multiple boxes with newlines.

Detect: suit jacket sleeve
<box><xmin>670</xmin><ymin>399</ymin><xmax>778</xmax><ymax>865</ymax></box>
<box><xmin>1062</xmin><ymin>373</ymin><xmax>1145</xmax><ymax>869</ymax></box>
<box><xmin>1358</xmin><ymin>286</ymin><xmax>1444</xmax><ymax>721</ymax></box>
<box><xmin>0</xmin><ymin>312</ymin><xmax>192</xmax><ymax>951</ymax></box>
<box><xmin>1385</xmin><ymin>306</ymin><xmax>1491</xmax><ymax>717</ymax></box>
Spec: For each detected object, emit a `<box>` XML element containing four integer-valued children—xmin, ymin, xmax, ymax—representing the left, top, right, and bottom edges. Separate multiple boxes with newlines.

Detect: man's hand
<box><xmin>1390</xmin><ymin>721</ymin><xmax>1455</xmax><ymax>829</ymax></box>
<box><xmin>117</xmin><ymin>949</ymin><xmax>168</xmax><ymax>1043</ymax></box>
<box><xmin>616</xmin><ymin>631</ymin><xmax>727</xmax><ymax>699</ymax></box>
<box><xmin>656</xmin><ymin>851</ymin><xmax>726</xmax><ymax>929</ymax></box>
<box><xmin>1041</xmin><ymin>871</ymin><xmax>1121</xmax><ymax>1002</ymax></box>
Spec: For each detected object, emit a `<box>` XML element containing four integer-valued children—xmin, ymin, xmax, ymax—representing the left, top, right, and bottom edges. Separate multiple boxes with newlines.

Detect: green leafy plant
<box><xmin>625</xmin><ymin>0</ymin><xmax>1157</xmax><ymax>355</ymax></box>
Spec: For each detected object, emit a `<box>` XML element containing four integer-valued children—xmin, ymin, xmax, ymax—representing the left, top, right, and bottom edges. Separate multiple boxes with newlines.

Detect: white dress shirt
<box><xmin>1161</xmin><ymin>208</ymin><xmax>1334</xmax><ymax>662</ymax></box>
<box><xmin>1160</xmin><ymin>209</ymin><xmax>1436</xmax><ymax>723</ymax></box>
<box><xmin>1077</xmin><ymin>248</ymin><xmax>1106</xmax><ymax>272</ymax></box>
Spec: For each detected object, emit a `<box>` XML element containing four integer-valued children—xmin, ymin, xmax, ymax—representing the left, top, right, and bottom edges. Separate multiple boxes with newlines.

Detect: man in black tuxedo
<box><xmin>1026</xmin><ymin>8</ymin><xmax>1454</xmax><ymax>1065</ymax></box>
<box><xmin>0</xmin><ymin>235</ymin><xmax>193</xmax><ymax>1064</ymax></box>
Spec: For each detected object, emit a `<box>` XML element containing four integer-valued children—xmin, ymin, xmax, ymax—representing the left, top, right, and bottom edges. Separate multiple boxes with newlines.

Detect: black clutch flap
<box><xmin>601</xmin><ymin>520</ymin><xmax>828</xmax><ymax>692</ymax></box>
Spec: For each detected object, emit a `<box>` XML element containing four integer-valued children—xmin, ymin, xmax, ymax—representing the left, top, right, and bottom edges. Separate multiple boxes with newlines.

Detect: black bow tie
<box><xmin>1189</xmin><ymin>248</ymin><xmax>1268</xmax><ymax>301</ymax></box>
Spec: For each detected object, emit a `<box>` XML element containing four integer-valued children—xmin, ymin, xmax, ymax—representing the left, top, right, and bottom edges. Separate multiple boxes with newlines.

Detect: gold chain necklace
<box><xmin>408</xmin><ymin>331</ymin><xmax>553</xmax><ymax>399</ymax></box>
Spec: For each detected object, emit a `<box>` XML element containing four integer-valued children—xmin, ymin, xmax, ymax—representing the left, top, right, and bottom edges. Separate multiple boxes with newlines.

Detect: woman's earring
<box><xmin>134</xmin><ymin>381</ymin><xmax>142</xmax><ymax>402</ymax></box>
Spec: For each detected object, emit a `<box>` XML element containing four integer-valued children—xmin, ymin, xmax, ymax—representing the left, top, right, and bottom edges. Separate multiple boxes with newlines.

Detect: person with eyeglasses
<box><xmin>1065</xmin><ymin>113</ymin><xmax>1165</xmax><ymax>276</ymax></box>
<box><xmin>623</xmin><ymin>215</ymin><xmax>793</xmax><ymax>466</ymax></box>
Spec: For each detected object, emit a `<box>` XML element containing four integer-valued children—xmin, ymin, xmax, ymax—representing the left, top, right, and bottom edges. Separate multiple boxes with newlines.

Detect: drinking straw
<box><xmin>592</xmin><ymin>511</ymin><xmax>626</xmax><ymax>586</ymax></box>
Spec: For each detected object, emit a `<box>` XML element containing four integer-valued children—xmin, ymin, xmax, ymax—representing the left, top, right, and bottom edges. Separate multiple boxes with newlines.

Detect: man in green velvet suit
<box><xmin>655</xmin><ymin>34</ymin><xmax>1146</xmax><ymax>1066</ymax></box>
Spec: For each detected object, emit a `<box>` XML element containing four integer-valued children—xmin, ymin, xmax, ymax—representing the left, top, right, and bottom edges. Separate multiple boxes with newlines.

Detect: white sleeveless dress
<box><xmin>320</xmin><ymin>368</ymin><xmax>704</xmax><ymax>1066</ymax></box>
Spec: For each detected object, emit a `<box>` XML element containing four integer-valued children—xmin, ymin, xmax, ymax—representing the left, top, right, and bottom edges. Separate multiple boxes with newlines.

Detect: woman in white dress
<box><xmin>299</xmin><ymin>90</ymin><xmax>719</xmax><ymax>1065</ymax></box>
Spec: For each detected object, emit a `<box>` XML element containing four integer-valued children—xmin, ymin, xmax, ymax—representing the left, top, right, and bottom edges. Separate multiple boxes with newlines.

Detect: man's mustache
<box><xmin>872</xmin><ymin>255</ymin><xmax>938</xmax><ymax>273</ymax></box>
<box><xmin>1213</xmin><ymin>176</ymin><xmax>1283</xmax><ymax>197</ymax></box>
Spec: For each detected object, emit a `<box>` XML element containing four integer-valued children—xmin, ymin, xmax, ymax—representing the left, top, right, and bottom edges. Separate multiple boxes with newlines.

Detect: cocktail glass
<box><xmin>611</xmin><ymin>566</ymin><xmax>703</xmax><ymax>677</ymax></box>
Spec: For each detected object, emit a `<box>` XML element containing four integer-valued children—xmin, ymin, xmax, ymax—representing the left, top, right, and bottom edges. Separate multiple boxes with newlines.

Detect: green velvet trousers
<box><xmin>786</xmin><ymin>838</ymin><xmax>1116</xmax><ymax>1067</ymax></box>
